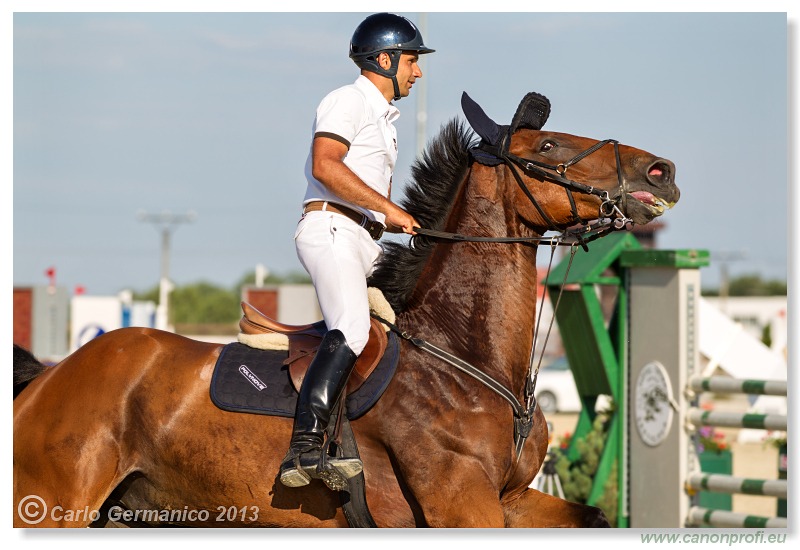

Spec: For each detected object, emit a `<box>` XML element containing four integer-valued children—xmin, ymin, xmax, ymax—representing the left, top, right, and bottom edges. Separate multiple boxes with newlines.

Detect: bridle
<box><xmin>414</xmin><ymin>134</ymin><xmax>633</xmax><ymax>251</ymax></box>
<box><xmin>381</xmin><ymin>133</ymin><xmax>634</xmax><ymax>461</ymax></box>
<box><xmin>502</xmin><ymin>136</ymin><xmax>631</xmax><ymax>230</ymax></box>
<box><xmin>484</xmin><ymin>127</ymin><xmax>633</xmax><ymax>236</ymax></box>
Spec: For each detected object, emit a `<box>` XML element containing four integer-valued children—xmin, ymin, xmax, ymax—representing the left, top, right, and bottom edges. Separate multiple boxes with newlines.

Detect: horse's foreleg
<box><xmin>392</xmin><ymin>454</ymin><xmax>506</xmax><ymax>527</ymax></box>
<box><xmin>418</xmin><ymin>478</ymin><xmax>506</xmax><ymax>528</ymax></box>
<box><xmin>502</xmin><ymin>488</ymin><xmax>611</xmax><ymax>528</ymax></box>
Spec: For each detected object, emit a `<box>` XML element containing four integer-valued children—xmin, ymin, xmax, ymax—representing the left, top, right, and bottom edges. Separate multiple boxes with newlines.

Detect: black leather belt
<box><xmin>303</xmin><ymin>201</ymin><xmax>386</xmax><ymax>240</ymax></box>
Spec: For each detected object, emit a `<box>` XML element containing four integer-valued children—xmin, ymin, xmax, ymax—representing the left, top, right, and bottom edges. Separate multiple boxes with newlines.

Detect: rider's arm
<box><xmin>312</xmin><ymin>136</ymin><xmax>418</xmax><ymax>235</ymax></box>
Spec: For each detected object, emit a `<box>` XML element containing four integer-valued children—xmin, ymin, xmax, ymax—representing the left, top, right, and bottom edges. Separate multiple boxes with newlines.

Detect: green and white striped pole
<box><xmin>688</xmin><ymin>408</ymin><xmax>787</xmax><ymax>431</ymax></box>
<box><xmin>687</xmin><ymin>473</ymin><xmax>787</xmax><ymax>498</ymax></box>
<box><xmin>687</xmin><ymin>506</ymin><xmax>787</xmax><ymax>528</ymax></box>
<box><xmin>689</xmin><ymin>376</ymin><xmax>787</xmax><ymax>396</ymax></box>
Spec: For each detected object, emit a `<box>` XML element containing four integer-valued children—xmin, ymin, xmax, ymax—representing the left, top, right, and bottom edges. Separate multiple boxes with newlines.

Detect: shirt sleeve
<box><xmin>313</xmin><ymin>87</ymin><xmax>367</xmax><ymax>148</ymax></box>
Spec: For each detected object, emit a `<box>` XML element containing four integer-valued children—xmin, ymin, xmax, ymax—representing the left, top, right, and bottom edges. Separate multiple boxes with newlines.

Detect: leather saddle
<box><xmin>238</xmin><ymin>302</ymin><xmax>388</xmax><ymax>394</ymax></box>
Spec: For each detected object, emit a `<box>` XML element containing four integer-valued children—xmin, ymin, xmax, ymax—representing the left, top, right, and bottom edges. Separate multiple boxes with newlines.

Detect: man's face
<box><xmin>394</xmin><ymin>53</ymin><xmax>422</xmax><ymax>97</ymax></box>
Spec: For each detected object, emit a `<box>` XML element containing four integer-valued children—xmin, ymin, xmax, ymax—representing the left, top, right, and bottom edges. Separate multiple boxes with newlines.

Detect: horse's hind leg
<box><xmin>15</xmin><ymin>464</ymin><xmax>130</xmax><ymax>528</ymax></box>
<box><xmin>14</xmin><ymin>376</ymin><xmax>135</xmax><ymax>526</ymax></box>
<box><xmin>14</xmin><ymin>426</ymin><xmax>133</xmax><ymax>528</ymax></box>
<box><xmin>502</xmin><ymin>488</ymin><xmax>611</xmax><ymax>528</ymax></box>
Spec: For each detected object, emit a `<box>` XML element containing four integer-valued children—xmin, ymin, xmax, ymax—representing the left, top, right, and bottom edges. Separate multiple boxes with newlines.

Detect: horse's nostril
<box><xmin>648</xmin><ymin>161</ymin><xmax>673</xmax><ymax>183</ymax></box>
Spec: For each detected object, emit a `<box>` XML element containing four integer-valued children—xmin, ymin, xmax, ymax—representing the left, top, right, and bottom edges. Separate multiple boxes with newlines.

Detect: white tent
<box><xmin>698</xmin><ymin>298</ymin><xmax>787</xmax><ymax>442</ymax></box>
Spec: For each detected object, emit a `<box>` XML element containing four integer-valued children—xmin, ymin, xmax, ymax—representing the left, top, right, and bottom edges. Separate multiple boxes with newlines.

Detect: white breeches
<box><xmin>294</xmin><ymin>211</ymin><xmax>383</xmax><ymax>356</ymax></box>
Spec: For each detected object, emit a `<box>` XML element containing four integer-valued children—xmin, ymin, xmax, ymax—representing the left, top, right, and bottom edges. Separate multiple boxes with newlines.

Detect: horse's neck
<box><xmin>401</xmin><ymin>172</ymin><xmax>541</xmax><ymax>394</ymax></box>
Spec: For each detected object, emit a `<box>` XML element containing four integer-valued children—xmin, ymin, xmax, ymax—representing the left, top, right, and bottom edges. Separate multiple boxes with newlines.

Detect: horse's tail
<box><xmin>14</xmin><ymin>344</ymin><xmax>48</xmax><ymax>399</ymax></box>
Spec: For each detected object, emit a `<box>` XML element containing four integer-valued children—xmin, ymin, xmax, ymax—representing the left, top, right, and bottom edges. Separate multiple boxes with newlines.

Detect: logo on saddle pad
<box><xmin>238</xmin><ymin>365</ymin><xmax>267</xmax><ymax>391</ymax></box>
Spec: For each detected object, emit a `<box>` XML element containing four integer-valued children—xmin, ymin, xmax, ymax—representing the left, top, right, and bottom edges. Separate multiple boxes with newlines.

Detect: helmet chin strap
<box><xmin>374</xmin><ymin>51</ymin><xmax>402</xmax><ymax>101</ymax></box>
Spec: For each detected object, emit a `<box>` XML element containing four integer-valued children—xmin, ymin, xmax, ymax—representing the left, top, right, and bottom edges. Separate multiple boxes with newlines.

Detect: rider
<box><xmin>279</xmin><ymin>13</ymin><xmax>434</xmax><ymax>489</ymax></box>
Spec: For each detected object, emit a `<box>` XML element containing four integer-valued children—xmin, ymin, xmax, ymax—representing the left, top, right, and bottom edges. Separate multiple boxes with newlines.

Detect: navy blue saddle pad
<box><xmin>210</xmin><ymin>331</ymin><xmax>400</xmax><ymax>420</ymax></box>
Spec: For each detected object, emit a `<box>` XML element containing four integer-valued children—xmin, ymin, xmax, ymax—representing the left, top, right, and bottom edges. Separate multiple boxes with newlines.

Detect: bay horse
<box><xmin>13</xmin><ymin>92</ymin><xmax>679</xmax><ymax>528</ymax></box>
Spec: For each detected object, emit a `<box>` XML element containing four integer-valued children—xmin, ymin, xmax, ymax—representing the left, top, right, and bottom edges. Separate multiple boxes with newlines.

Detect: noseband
<box><xmin>500</xmin><ymin>134</ymin><xmax>631</xmax><ymax>231</ymax></box>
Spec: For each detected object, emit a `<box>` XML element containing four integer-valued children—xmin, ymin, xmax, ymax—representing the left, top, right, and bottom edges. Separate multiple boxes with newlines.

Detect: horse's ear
<box><xmin>510</xmin><ymin>92</ymin><xmax>551</xmax><ymax>132</ymax></box>
<box><xmin>461</xmin><ymin>92</ymin><xmax>502</xmax><ymax>145</ymax></box>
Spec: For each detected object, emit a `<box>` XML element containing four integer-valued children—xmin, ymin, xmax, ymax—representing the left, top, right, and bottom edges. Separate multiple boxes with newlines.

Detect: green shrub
<box><xmin>549</xmin><ymin>411</ymin><xmax>618</xmax><ymax>525</ymax></box>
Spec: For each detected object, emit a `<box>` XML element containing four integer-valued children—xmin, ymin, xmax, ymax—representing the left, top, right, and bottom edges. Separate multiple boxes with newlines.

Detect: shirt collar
<box><xmin>355</xmin><ymin>75</ymin><xmax>400</xmax><ymax>121</ymax></box>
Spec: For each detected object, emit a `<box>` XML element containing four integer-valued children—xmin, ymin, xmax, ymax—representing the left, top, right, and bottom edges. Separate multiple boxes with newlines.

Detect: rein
<box><xmin>413</xmin><ymin>216</ymin><xmax>623</xmax><ymax>252</ymax></box>
<box><xmin>374</xmin><ymin>241</ymin><xmax>577</xmax><ymax>460</ymax></box>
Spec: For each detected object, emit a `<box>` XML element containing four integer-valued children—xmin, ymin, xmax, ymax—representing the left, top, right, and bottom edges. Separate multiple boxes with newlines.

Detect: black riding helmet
<box><xmin>349</xmin><ymin>13</ymin><xmax>435</xmax><ymax>100</ymax></box>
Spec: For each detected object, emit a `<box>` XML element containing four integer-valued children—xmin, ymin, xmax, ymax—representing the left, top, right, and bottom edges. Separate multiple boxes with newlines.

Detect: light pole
<box><xmin>255</xmin><ymin>263</ymin><xmax>269</xmax><ymax>287</ymax></box>
<box><xmin>137</xmin><ymin>210</ymin><xmax>197</xmax><ymax>331</ymax></box>
<box><xmin>712</xmin><ymin>250</ymin><xmax>746</xmax><ymax>315</ymax></box>
<box><xmin>416</xmin><ymin>12</ymin><xmax>429</xmax><ymax>158</ymax></box>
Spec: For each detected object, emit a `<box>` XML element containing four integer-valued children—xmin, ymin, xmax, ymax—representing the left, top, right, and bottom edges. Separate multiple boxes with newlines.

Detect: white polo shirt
<box><xmin>302</xmin><ymin>75</ymin><xmax>400</xmax><ymax>225</ymax></box>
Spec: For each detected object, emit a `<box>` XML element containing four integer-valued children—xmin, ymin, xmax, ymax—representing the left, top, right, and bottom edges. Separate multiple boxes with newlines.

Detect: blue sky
<box><xmin>9</xmin><ymin>5</ymin><xmax>793</xmax><ymax>297</ymax></box>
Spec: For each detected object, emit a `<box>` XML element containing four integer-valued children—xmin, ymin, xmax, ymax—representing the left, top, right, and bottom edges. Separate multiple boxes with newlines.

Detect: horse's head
<box><xmin>506</xmin><ymin>129</ymin><xmax>679</xmax><ymax>227</ymax></box>
<box><xmin>463</xmin><ymin>91</ymin><xmax>680</xmax><ymax>229</ymax></box>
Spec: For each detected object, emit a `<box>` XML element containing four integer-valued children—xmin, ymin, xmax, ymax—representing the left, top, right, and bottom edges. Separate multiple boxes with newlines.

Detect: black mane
<box><xmin>13</xmin><ymin>344</ymin><xmax>48</xmax><ymax>399</ymax></box>
<box><xmin>368</xmin><ymin>119</ymin><xmax>477</xmax><ymax>312</ymax></box>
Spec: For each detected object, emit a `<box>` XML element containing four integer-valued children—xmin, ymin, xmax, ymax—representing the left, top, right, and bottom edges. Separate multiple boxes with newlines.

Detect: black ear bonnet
<box><xmin>461</xmin><ymin>91</ymin><xmax>551</xmax><ymax>166</ymax></box>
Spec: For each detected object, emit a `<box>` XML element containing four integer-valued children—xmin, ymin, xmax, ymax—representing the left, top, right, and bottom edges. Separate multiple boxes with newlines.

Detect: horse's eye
<box><xmin>540</xmin><ymin>141</ymin><xmax>557</xmax><ymax>153</ymax></box>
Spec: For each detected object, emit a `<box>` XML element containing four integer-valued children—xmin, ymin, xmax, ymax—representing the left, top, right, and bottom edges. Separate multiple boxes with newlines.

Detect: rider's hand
<box><xmin>384</xmin><ymin>205</ymin><xmax>419</xmax><ymax>235</ymax></box>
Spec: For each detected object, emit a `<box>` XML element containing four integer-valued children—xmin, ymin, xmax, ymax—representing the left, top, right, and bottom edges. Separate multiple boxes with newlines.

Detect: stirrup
<box><xmin>279</xmin><ymin>444</ymin><xmax>321</xmax><ymax>488</ymax></box>
<box><xmin>317</xmin><ymin>457</ymin><xmax>364</xmax><ymax>491</ymax></box>
<box><xmin>316</xmin><ymin>434</ymin><xmax>363</xmax><ymax>491</ymax></box>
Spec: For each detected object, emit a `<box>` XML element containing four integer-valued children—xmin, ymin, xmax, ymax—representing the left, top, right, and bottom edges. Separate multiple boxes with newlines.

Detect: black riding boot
<box><xmin>279</xmin><ymin>329</ymin><xmax>363</xmax><ymax>490</ymax></box>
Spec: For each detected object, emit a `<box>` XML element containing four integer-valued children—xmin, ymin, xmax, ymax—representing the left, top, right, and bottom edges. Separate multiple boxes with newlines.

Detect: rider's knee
<box><xmin>342</xmin><ymin>321</ymin><xmax>370</xmax><ymax>356</ymax></box>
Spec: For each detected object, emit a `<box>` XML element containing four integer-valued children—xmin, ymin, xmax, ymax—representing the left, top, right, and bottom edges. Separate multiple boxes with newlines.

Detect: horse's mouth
<box><xmin>626</xmin><ymin>190</ymin><xmax>675</xmax><ymax>215</ymax></box>
<box><xmin>622</xmin><ymin>159</ymin><xmax>679</xmax><ymax>219</ymax></box>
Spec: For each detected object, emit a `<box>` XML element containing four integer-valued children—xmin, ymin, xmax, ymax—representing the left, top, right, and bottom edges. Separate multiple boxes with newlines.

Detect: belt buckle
<box><xmin>357</xmin><ymin>213</ymin><xmax>384</xmax><ymax>240</ymax></box>
<box><xmin>367</xmin><ymin>221</ymin><xmax>385</xmax><ymax>240</ymax></box>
